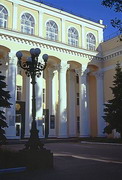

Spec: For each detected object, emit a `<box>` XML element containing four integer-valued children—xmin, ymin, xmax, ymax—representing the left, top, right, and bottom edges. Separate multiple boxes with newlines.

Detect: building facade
<box><xmin>0</xmin><ymin>0</ymin><xmax>122</xmax><ymax>139</ymax></box>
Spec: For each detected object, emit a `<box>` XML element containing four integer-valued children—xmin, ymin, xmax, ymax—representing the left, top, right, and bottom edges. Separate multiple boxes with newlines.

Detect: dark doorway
<box><xmin>16</xmin><ymin>101</ymin><xmax>25</xmax><ymax>139</ymax></box>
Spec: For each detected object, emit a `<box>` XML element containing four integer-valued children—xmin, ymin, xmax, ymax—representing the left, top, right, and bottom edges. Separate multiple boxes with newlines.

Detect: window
<box><xmin>17</xmin><ymin>86</ymin><xmax>22</xmax><ymax>101</ymax></box>
<box><xmin>46</xmin><ymin>20</ymin><xmax>58</xmax><ymax>41</ymax></box>
<box><xmin>50</xmin><ymin>115</ymin><xmax>55</xmax><ymax>129</ymax></box>
<box><xmin>0</xmin><ymin>5</ymin><xmax>8</xmax><ymax>28</ymax></box>
<box><xmin>21</xmin><ymin>13</ymin><xmax>35</xmax><ymax>34</ymax></box>
<box><xmin>86</xmin><ymin>33</ymin><xmax>96</xmax><ymax>51</ymax></box>
<box><xmin>68</xmin><ymin>27</ymin><xmax>78</xmax><ymax>47</ymax></box>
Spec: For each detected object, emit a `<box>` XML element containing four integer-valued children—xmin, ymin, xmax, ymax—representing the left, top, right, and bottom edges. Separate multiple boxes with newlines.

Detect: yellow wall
<box><xmin>88</xmin><ymin>75</ymin><xmax>98</xmax><ymax>137</ymax></box>
<box><xmin>102</xmin><ymin>36</ymin><xmax>122</xmax><ymax>103</ymax></box>
<box><xmin>17</xmin><ymin>5</ymin><xmax>39</xmax><ymax>35</ymax></box>
<box><xmin>0</xmin><ymin>0</ymin><xmax>13</xmax><ymax>29</ymax></box>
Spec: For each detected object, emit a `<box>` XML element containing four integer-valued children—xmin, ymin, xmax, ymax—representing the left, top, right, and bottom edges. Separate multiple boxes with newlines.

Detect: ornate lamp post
<box><xmin>16</xmin><ymin>48</ymin><xmax>48</xmax><ymax>151</ymax></box>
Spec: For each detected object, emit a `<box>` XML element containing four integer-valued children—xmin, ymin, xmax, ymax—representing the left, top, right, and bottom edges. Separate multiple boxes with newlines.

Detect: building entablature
<box><xmin>103</xmin><ymin>50</ymin><xmax>122</xmax><ymax>61</ymax></box>
<box><xmin>1</xmin><ymin>0</ymin><xmax>105</xmax><ymax>47</ymax></box>
<box><xmin>0</xmin><ymin>28</ymin><xmax>103</xmax><ymax>63</ymax></box>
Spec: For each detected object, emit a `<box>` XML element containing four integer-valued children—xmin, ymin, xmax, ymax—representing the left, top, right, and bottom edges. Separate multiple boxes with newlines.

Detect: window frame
<box><xmin>68</xmin><ymin>27</ymin><xmax>79</xmax><ymax>47</ymax></box>
<box><xmin>46</xmin><ymin>20</ymin><xmax>58</xmax><ymax>41</ymax></box>
<box><xmin>21</xmin><ymin>13</ymin><xmax>35</xmax><ymax>35</ymax></box>
<box><xmin>0</xmin><ymin>5</ymin><xmax>8</xmax><ymax>28</ymax></box>
<box><xmin>86</xmin><ymin>33</ymin><xmax>96</xmax><ymax>51</ymax></box>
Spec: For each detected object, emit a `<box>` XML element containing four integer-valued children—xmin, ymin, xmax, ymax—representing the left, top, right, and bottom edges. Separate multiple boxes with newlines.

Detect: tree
<box><xmin>103</xmin><ymin>62</ymin><xmax>122</xmax><ymax>138</ymax></box>
<box><xmin>0</xmin><ymin>63</ymin><xmax>12</xmax><ymax>145</ymax></box>
<box><xmin>101</xmin><ymin>0</ymin><xmax>122</xmax><ymax>32</ymax></box>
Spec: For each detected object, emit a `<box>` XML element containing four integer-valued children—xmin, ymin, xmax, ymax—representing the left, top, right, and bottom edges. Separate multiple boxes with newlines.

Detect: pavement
<box><xmin>5</xmin><ymin>137</ymin><xmax>80</xmax><ymax>144</ymax></box>
<box><xmin>0</xmin><ymin>139</ymin><xmax>122</xmax><ymax>180</ymax></box>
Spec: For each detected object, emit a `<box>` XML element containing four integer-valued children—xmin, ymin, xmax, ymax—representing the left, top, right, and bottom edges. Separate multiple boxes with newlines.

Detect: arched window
<box><xmin>0</xmin><ymin>5</ymin><xmax>8</xmax><ymax>28</ymax></box>
<box><xmin>46</xmin><ymin>20</ymin><xmax>58</xmax><ymax>41</ymax></box>
<box><xmin>21</xmin><ymin>13</ymin><xmax>35</xmax><ymax>34</ymax></box>
<box><xmin>86</xmin><ymin>33</ymin><xmax>96</xmax><ymax>51</ymax></box>
<box><xmin>68</xmin><ymin>27</ymin><xmax>78</xmax><ymax>47</ymax></box>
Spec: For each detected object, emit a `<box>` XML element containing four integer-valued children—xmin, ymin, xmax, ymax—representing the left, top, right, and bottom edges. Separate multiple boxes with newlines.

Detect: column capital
<box><xmin>58</xmin><ymin>62</ymin><xmax>70</xmax><ymax>72</ymax></box>
<box><xmin>48</xmin><ymin>66</ymin><xmax>58</xmax><ymax>77</ymax></box>
<box><xmin>13</xmin><ymin>2</ymin><xmax>18</xmax><ymax>6</ymax></box>
<box><xmin>93</xmin><ymin>71</ymin><xmax>104</xmax><ymax>79</ymax></box>
<box><xmin>39</xmin><ymin>10</ymin><xmax>44</xmax><ymax>14</ymax></box>
<box><xmin>75</xmin><ymin>67</ymin><xmax>89</xmax><ymax>77</ymax></box>
<box><xmin>75</xmin><ymin>68</ymin><xmax>82</xmax><ymax>76</ymax></box>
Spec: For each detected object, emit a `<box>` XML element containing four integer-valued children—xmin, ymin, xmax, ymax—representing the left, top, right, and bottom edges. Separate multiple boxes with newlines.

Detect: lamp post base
<box><xmin>21</xmin><ymin>129</ymin><xmax>53</xmax><ymax>169</ymax></box>
<box><xmin>24</xmin><ymin>128</ymin><xmax>44</xmax><ymax>151</ymax></box>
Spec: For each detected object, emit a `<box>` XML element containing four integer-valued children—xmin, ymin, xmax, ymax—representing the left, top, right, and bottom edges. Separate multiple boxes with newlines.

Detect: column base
<box><xmin>97</xmin><ymin>134</ymin><xmax>106</xmax><ymax>137</ymax></box>
<box><xmin>57</xmin><ymin>135</ymin><xmax>68</xmax><ymax>138</ymax></box>
<box><xmin>6</xmin><ymin>136</ymin><xmax>20</xmax><ymax>139</ymax></box>
<box><xmin>79</xmin><ymin>135</ymin><xmax>90</xmax><ymax>138</ymax></box>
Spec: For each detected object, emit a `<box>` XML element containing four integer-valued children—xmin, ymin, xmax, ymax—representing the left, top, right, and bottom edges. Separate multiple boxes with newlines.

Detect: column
<box><xmin>68</xmin><ymin>70</ymin><xmax>76</xmax><ymax>137</ymax></box>
<box><xmin>79</xmin><ymin>66</ymin><xmax>90</xmax><ymax>137</ymax></box>
<box><xmin>25</xmin><ymin>77</ymin><xmax>32</xmax><ymax>138</ymax></box>
<box><xmin>95</xmin><ymin>71</ymin><xmax>105</xmax><ymax>137</ymax></box>
<box><xmin>12</xmin><ymin>3</ymin><xmax>18</xmax><ymax>30</ymax></box>
<box><xmin>62</xmin><ymin>19</ymin><xmax>66</xmax><ymax>43</ymax></box>
<box><xmin>58</xmin><ymin>62</ymin><xmax>69</xmax><ymax>137</ymax></box>
<box><xmin>6</xmin><ymin>51</ymin><xmax>17</xmax><ymax>139</ymax></box>
<box><xmin>36</xmin><ymin>70</ymin><xmax>44</xmax><ymax>138</ymax></box>
<box><xmin>39</xmin><ymin>11</ymin><xmax>44</xmax><ymax>37</ymax></box>
<box><xmin>48</xmin><ymin>67</ymin><xmax>57</xmax><ymax>137</ymax></box>
<box><xmin>52</xmin><ymin>70</ymin><xmax>57</xmax><ymax>116</ymax></box>
<box><xmin>81</xmin><ymin>25</ymin><xmax>85</xmax><ymax>49</ymax></box>
<box><xmin>48</xmin><ymin>68</ymin><xmax>53</xmax><ymax>117</ymax></box>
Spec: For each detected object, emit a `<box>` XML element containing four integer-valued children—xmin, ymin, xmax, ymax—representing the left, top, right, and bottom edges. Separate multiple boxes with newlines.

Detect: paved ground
<box><xmin>0</xmin><ymin>142</ymin><xmax>122</xmax><ymax>180</ymax></box>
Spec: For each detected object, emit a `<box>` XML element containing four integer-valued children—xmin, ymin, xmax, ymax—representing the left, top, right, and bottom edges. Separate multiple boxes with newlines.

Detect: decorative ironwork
<box><xmin>16</xmin><ymin>48</ymin><xmax>48</xmax><ymax>151</ymax></box>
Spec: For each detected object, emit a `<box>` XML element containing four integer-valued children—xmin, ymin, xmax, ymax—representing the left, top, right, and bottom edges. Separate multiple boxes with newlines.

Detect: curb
<box><xmin>81</xmin><ymin>141</ymin><xmax>122</xmax><ymax>146</ymax></box>
<box><xmin>0</xmin><ymin>167</ymin><xmax>27</xmax><ymax>174</ymax></box>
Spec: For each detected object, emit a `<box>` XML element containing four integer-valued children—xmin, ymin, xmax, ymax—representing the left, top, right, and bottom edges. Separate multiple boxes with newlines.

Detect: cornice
<box><xmin>103</xmin><ymin>50</ymin><xmax>122</xmax><ymax>61</ymax></box>
<box><xmin>0</xmin><ymin>29</ymin><xmax>102</xmax><ymax>62</ymax></box>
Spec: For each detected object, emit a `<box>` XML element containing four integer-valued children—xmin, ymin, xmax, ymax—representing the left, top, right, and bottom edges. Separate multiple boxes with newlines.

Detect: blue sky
<box><xmin>34</xmin><ymin>0</ymin><xmax>121</xmax><ymax>39</ymax></box>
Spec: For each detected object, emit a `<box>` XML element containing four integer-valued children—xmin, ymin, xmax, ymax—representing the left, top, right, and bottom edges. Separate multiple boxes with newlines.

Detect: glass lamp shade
<box><xmin>30</xmin><ymin>48</ymin><xmax>35</xmax><ymax>56</ymax></box>
<box><xmin>42</xmin><ymin>54</ymin><xmax>48</xmax><ymax>62</ymax></box>
<box><xmin>35</xmin><ymin>48</ymin><xmax>41</xmax><ymax>57</ymax></box>
<box><xmin>16</xmin><ymin>51</ymin><xmax>23</xmax><ymax>59</ymax></box>
<box><xmin>27</xmin><ymin>57</ymin><xmax>32</xmax><ymax>63</ymax></box>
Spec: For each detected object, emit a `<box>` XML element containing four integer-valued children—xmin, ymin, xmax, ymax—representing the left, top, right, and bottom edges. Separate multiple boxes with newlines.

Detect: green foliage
<box><xmin>103</xmin><ymin>62</ymin><xmax>122</xmax><ymax>137</ymax></box>
<box><xmin>101</xmin><ymin>0</ymin><xmax>122</xmax><ymax>32</ymax></box>
<box><xmin>0</xmin><ymin>63</ymin><xmax>12</xmax><ymax>145</ymax></box>
<box><xmin>102</xmin><ymin>0</ymin><xmax>122</xmax><ymax>12</ymax></box>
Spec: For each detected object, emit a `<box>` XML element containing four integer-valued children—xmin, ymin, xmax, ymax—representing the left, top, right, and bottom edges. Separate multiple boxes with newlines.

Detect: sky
<box><xmin>34</xmin><ymin>0</ymin><xmax>121</xmax><ymax>40</ymax></box>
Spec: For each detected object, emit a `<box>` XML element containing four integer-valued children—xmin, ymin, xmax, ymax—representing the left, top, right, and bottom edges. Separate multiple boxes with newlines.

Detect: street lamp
<box><xmin>16</xmin><ymin>48</ymin><xmax>48</xmax><ymax>151</ymax></box>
